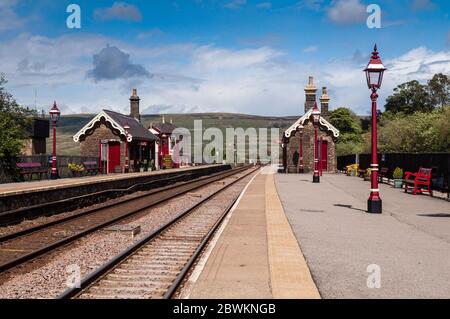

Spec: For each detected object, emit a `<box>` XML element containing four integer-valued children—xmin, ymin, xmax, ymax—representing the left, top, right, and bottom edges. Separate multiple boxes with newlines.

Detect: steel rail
<box><xmin>0</xmin><ymin>166</ymin><xmax>243</xmax><ymax>244</ymax></box>
<box><xmin>163</xmin><ymin>192</ymin><xmax>239</xmax><ymax>299</ymax></box>
<box><xmin>58</xmin><ymin>166</ymin><xmax>259</xmax><ymax>299</ymax></box>
<box><xmin>0</xmin><ymin>166</ymin><xmax>250</xmax><ymax>274</ymax></box>
<box><xmin>0</xmin><ymin>165</ymin><xmax>230</xmax><ymax>226</ymax></box>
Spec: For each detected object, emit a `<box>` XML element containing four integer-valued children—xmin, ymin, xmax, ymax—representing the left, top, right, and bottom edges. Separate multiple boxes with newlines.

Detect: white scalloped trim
<box><xmin>73</xmin><ymin>111</ymin><xmax>133</xmax><ymax>143</ymax></box>
<box><xmin>284</xmin><ymin>108</ymin><xmax>339</xmax><ymax>139</ymax></box>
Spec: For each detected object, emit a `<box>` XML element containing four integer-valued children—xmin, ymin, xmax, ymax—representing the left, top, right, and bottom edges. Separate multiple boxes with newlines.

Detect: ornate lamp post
<box><xmin>123</xmin><ymin>122</ymin><xmax>130</xmax><ymax>173</ymax></box>
<box><xmin>312</xmin><ymin>102</ymin><xmax>320</xmax><ymax>183</ymax></box>
<box><xmin>364</xmin><ymin>44</ymin><xmax>386</xmax><ymax>214</ymax></box>
<box><xmin>49</xmin><ymin>101</ymin><xmax>60</xmax><ymax>180</ymax></box>
<box><xmin>298</xmin><ymin>124</ymin><xmax>304</xmax><ymax>173</ymax></box>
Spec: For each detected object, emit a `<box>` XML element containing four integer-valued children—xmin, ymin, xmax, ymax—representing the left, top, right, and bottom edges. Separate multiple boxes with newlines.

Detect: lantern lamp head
<box><xmin>364</xmin><ymin>44</ymin><xmax>386</xmax><ymax>90</ymax></box>
<box><xmin>312</xmin><ymin>102</ymin><xmax>320</xmax><ymax>126</ymax></box>
<box><xmin>49</xmin><ymin>101</ymin><xmax>61</xmax><ymax>122</ymax></box>
<box><xmin>123</xmin><ymin>122</ymin><xmax>130</xmax><ymax>132</ymax></box>
<box><xmin>298</xmin><ymin>124</ymin><xmax>304</xmax><ymax>133</ymax></box>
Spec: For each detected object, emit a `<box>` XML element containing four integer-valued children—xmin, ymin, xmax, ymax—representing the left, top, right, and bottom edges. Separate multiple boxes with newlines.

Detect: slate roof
<box><xmin>103</xmin><ymin>110</ymin><xmax>158</xmax><ymax>142</ymax></box>
<box><xmin>152</xmin><ymin>122</ymin><xmax>178</xmax><ymax>135</ymax></box>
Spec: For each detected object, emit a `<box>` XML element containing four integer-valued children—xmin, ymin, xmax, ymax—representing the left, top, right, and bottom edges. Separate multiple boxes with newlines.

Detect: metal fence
<box><xmin>337</xmin><ymin>153</ymin><xmax>450</xmax><ymax>192</ymax></box>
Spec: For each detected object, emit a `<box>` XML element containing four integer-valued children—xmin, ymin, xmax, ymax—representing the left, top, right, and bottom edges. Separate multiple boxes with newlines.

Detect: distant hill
<box><xmin>48</xmin><ymin>113</ymin><xmax>301</xmax><ymax>156</ymax></box>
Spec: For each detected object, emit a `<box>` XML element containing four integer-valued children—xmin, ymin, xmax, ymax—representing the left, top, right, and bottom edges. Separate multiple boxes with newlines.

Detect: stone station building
<box><xmin>282</xmin><ymin>77</ymin><xmax>340</xmax><ymax>174</ymax></box>
<box><xmin>73</xmin><ymin>89</ymin><xmax>159</xmax><ymax>174</ymax></box>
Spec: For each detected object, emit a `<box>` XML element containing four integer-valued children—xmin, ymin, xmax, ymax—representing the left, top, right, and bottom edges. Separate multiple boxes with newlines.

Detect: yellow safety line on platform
<box><xmin>265</xmin><ymin>173</ymin><xmax>321</xmax><ymax>299</ymax></box>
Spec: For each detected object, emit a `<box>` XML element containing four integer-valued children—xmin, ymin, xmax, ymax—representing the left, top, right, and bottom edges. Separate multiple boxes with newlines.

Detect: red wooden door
<box><xmin>108</xmin><ymin>142</ymin><xmax>121</xmax><ymax>173</ymax></box>
<box><xmin>321</xmin><ymin>141</ymin><xmax>328</xmax><ymax>171</ymax></box>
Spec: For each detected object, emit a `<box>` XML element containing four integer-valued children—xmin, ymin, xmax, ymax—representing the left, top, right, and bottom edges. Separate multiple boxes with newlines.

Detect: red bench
<box><xmin>405</xmin><ymin>168</ymin><xmax>433</xmax><ymax>196</ymax></box>
<box><xmin>16</xmin><ymin>162</ymin><xmax>48</xmax><ymax>180</ymax></box>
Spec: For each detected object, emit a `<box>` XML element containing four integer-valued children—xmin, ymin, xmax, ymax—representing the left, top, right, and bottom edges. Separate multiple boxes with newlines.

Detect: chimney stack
<box><xmin>304</xmin><ymin>76</ymin><xmax>317</xmax><ymax>114</ymax></box>
<box><xmin>130</xmin><ymin>88</ymin><xmax>140</xmax><ymax>122</ymax></box>
<box><xmin>320</xmin><ymin>87</ymin><xmax>330</xmax><ymax>120</ymax></box>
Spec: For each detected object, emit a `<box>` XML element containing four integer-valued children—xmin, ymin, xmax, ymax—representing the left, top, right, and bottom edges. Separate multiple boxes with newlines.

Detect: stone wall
<box><xmin>80</xmin><ymin>122</ymin><xmax>126</xmax><ymax>169</ymax></box>
<box><xmin>286</xmin><ymin>122</ymin><xmax>337</xmax><ymax>173</ymax></box>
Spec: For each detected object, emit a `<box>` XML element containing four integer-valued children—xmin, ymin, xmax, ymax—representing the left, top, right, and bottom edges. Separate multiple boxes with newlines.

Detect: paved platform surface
<box><xmin>0</xmin><ymin>165</ymin><xmax>221</xmax><ymax>196</ymax></box>
<box><xmin>185</xmin><ymin>169</ymin><xmax>319</xmax><ymax>299</ymax></box>
<box><xmin>275</xmin><ymin>173</ymin><xmax>450</xmax><ymax>298</ymax></box>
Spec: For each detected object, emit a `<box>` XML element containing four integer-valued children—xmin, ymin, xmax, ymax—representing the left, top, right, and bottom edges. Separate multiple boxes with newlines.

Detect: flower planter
<box><xmin>70</xmin><ymin>171</ymin><xmax>83</xmax><ymax>178</ymax></box>
<box><xmin>394</xmin><ymin>179</ymin><xmax>403</xmax><ymax>188</ymax></box>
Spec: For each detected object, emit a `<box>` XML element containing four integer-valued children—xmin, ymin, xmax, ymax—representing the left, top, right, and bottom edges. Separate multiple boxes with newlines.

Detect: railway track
<box><xmin>59</xmin><ymin>166</ymin><xmax>259</xmax><ymax>299</ymax></box>
<box><xmin>0</xmin><ymin>166</ymin><xmax>252</xmax><ymax>274</ymax></box>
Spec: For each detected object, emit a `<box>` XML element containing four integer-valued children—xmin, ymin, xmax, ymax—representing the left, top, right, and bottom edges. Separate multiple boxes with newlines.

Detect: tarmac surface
<box><xmin>275</xmin><ymin>173</ymin><xmax>450</xmax><ymax>298</ymax></box>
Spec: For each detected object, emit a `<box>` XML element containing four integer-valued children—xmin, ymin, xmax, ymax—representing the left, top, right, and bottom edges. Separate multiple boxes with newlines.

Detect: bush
<box><xmin>393</xmin><ymin>167</ymin><xmax>403</xmax><ymax>179</ymax></box>
<box><xmin>68</xmin><ymin>163</ymin><xmax>85</xmax><ymax>172</ymax></box>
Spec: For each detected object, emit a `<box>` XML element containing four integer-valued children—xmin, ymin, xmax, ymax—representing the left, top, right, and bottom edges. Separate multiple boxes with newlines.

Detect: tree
<box><xmin>329</xmin><ymin>107</ymin><xmax>364</xmax><ymax>156</ymax></box>
<box><xmin>427</xmin><ymin>73</ymin><xmax>450</xmax><ymax>108</ymax></box>
<box><xmin>329</xmin><ymin>107</ymin><xmax>362</xmax><ymax>135</ymax></box>
<box><xmin>377</xmin><ymin>106</ymin><xmax>450</xmax><ymax>153</ymax></box>
<box><xmin>0</xmin><ymin>74</ymin><xmax>36</xmax><ymax>181</ymax></box>
<box><xmin>384</xmin><ymin>80</ymin><xmax>433</xmax><ymax>114</ymax></box>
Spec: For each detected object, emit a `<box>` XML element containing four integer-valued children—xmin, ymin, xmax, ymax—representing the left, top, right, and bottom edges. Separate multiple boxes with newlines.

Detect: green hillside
<box><xmin>47</xmin><ymin>113</ymin><xmax>300</xmax><ymax>156</ymax></box>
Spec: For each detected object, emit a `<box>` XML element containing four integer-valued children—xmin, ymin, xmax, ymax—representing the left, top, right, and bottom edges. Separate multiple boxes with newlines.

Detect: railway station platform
<box><xmin>181</xmin><ymin>168</ymin><xmax>320</xmax><ymax>299</ymax></box>
<box><xmin>0</xmin><ymin>164</ymin><xmax>231</xmax><ymax>224</ymax></box>
<box><xmin>275</xmin><ymin>173</ymin><xmax>450</xmax><ymax>298</ymax></box>
<box><xmin>182</xmin><ymin>169</ymin><xmax>450</xmax><ymax>299</ymax></box>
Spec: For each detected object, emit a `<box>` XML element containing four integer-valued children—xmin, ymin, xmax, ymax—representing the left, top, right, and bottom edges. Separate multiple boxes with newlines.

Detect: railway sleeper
<box><xmin>114</xmin><ymin>267</ymin><xmax>182</xmax><ymax>274</ymax></box>
<box><xmin>107</xmin><ymin>273</ymin><xmax>177</xmax><ymax>281</ymax></box>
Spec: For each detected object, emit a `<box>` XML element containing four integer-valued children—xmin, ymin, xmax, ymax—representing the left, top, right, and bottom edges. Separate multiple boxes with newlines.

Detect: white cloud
<box><xmin>2</xmin><ymin>33</ymin><xmax>450</xmax><ymax>117</ymax></box>
<box><xmin>224</xmin><ymin>0</ymin><xmax>247</xmax><ymax>10</ymax></box>
<box><xmin>256</xmin><ymin>2</ymin><xmax>272</xmax><ymax>9</ymax></box>
<box><xmin>296</xmin><ymin>0</ymin><xmax>324</xmax><ymax>11</ymax></box>
<box><xmin>94</xmin><ymin>2</ymin><xmax>142</xmax><ymax>22</ymax></box>
<box><xmin>411</xmin><ymin>0</ymin><xmax>436</xmax><ymax>11</ymax></box>
<box><xmin>0</xmin><ymin>0</ymin><xmax>22</xmax><ymax>32</ymax></box>
<box><xmin>303</xmin><ymin>46</ymin><xmax>318</xmax><ymax>53</ymax></box>
<box><xmin>137</xmin><ymin>28</ymin><xmax>164</xmax><ymax>40</ymax></box>
<box><xmin>327</xmin><ymin>0</ymin><xmax>366</xmax><ymax>25</ymax></box>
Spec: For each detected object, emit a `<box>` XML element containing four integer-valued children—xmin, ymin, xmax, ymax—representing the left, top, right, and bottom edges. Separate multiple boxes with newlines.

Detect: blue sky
<box><xmin>1</xmin><ymin>0</ymin><xmax>449</xmax><ymax>116</ymax></box>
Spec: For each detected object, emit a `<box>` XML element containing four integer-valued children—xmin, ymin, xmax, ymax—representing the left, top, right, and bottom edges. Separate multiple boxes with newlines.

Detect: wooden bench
<box><xmin>378</xmin><ymin>167</ymin><xmax>389</xmax><ymax>183</ymax></box>
<box><xmin>405</xmin><ymin>167</ymin><xmax>433</xmax><ymax>196</ymax></box>
<box><xmin>82</xmin><ymin>161</ymin><xmax>100</xmax><ymax>175</ymax></box>
<box><xmin>16</xmin><ymin>162</ymin><xmax>48</xmax><ymax>180</ymax></box>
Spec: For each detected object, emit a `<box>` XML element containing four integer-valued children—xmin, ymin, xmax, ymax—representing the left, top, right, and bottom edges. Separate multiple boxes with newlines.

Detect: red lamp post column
<box><xmin>364</xmin><ymin>44</ymin><xmax>386</xmax><ymax>214</ymax></box>
<box><xmin>312</xmin><ymin>102</ymin><xmax>320</xmax><ymax>183</ymax></box>
<box><xmin>298</xmin><ymin>124</ymin><xmax>304</xmax><ymax>173</ymax></box>
<box><xmin>124</xmin><ymin>122</ymin><xmax>130</xmax><ymax>173</ymax></box>
<box><xmin>49</xmin><ymin>101</ymin><xmax>60</xmax><ymax>180</ymax></box>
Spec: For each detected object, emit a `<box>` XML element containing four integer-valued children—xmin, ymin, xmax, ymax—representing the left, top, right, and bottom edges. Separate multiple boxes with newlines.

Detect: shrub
<box><xmin>393</xmin><ymin>167</ymin><xmax>403</xmax><ymax>179</ymax></box>
<box><xmin>68</xmin><ymin>163</ymin><xmax>85</xmax><ymax>172</ymax></box>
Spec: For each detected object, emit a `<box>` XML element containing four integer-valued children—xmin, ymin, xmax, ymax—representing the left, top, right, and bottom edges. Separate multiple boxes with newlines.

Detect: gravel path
<box><xmin>0</xmin><ymin>169</ymin><xmax>257</xmax><ymax>299</ymax></box>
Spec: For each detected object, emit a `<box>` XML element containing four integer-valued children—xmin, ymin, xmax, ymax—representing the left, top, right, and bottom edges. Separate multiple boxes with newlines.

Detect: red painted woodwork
<box><xmin>108</xmin><ymin>142</ymin><xmax>121</xmax><ymax>173</ymax></box>
<box><xmin>405</xmin><ymin>167</ymin><xmax>433</xmax><ymax>196</ymax></box>
<box><xmin>320</xmin><ymin>140</ymin><xmax>328</xmax><ymax>171</ymax></box>
<box><xmin>162</xmin><ymin>137</ymin><xmax>169</xmax><ymax>154</ymax></box>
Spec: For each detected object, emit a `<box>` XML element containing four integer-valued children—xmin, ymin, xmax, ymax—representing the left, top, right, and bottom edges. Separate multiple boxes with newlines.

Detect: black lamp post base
<box><xmin>313</xmin><ymin>175</ymin><xmax>320</xmax><ymax>183</ymax></box>
<box><xmin>367</xmin><ymin>199</ymin><xmax>382</xmax><ymax>214</ymax></box>
<box><xmin>50</xmin><ymin>174</ymin><xmax>58</xmax><ymax>180</ymax></box>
